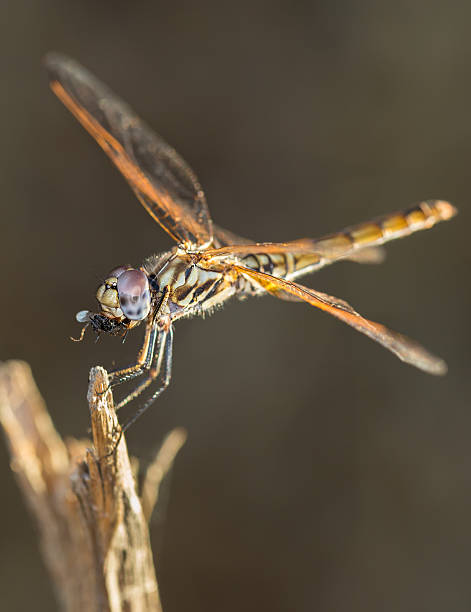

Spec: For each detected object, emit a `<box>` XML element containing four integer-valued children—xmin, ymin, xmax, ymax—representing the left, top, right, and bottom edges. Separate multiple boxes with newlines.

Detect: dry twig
<box><xmin>0</xmin><ymin>360</ymin><xmax>185</xmax><ymax>612</ymax></box>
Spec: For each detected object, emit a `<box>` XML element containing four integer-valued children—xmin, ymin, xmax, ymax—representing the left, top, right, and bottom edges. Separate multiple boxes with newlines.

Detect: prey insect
<box><xmin>45</xmin><ymin>53</ymin><xmax>456</xmax><ymax>433</ymax></box>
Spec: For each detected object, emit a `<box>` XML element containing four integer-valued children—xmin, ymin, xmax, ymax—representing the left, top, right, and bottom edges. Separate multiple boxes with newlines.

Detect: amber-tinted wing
<box><xmin>45</xmin><ymin>52</ymin><xmax>213</xmax><ymax>248</ymax></box>
<box><xmin>212</xmin><ymin>224</ymin><xmax>254</xmax><ymax>247</ymax></box>
<box><xmin>231</xmin><ymin>264</ymin><xmax>447</xmax><ymax>375</ymax></box>
<box><xmin>202</xmin><ymin>200</ymin><xmax>456</xmax><ymax>263</ymax></box>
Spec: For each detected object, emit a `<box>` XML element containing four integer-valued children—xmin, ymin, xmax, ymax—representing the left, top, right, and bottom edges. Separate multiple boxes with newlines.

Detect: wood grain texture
<box><xmin>0</xmin><ymin>360</ymin><xmax>185</xmax><ymax>612</ymax></box>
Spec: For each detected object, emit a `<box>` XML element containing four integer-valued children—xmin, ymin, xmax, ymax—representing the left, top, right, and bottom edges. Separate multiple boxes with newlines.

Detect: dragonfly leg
<box><xmin>108</xmin><ymin>287</ymin><xmax>171</xmax><ymax>388</ymax></box>
<box><xmin>102</xmin><ymin>326</ymin><xmax>173</xmax><ymax>457</ymax></box>
<box><xmin>115</xmin><ymin>324</ymin><xmax>173</xmax><ymax>421</ymax></box>
<box><xmin>108</xmin><ymin>321</ymin><xmax>158</xmax><ymax>388</ymax></box>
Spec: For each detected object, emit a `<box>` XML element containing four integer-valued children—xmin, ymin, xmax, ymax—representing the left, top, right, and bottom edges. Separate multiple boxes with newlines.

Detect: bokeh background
<box><xmin>1</xmin><ymin>1</ymin><xmax>470</xmax><ymax>610</ymax></box>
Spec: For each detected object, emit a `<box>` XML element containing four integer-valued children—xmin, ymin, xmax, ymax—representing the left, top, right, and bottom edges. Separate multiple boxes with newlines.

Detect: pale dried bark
<box><xmin>0</xmin><ymin>360</ymin><xmax>186</xmax><ymax>612</ymax></box>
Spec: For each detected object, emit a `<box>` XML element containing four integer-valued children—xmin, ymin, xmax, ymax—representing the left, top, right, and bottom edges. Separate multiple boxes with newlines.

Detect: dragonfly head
<box><xmin>96</xmin><ymin>265</ymin><xmax>152</xmax><ymax>320</ymax></box>
<box><xmin>73</xmin><ymin>266</ymin><xmax>152</xmax><ymax>340</ymax></box>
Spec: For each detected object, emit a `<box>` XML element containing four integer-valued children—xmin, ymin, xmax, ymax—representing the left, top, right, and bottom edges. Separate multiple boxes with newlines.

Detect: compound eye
<box><xmin>117</xmin><ymin>269</ymin><xmax>151</xmax><ymax>321</ymax></box>
<box><xmin>108</xmin><ymin>265</ymin><xmax>131</xmax><ymax>279</ymax></box>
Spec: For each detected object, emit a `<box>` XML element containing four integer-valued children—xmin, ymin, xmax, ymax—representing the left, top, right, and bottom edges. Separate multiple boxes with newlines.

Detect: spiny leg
<box><xmin>115</xmin><ymin>325</ymin><xmax>171</xmax><ymax>411</ymax></box>
<box><xmin>95</xmin><ymin>321</ymin><xmax>157</xmax><ymax>403</ymax></box>
<box><xmin>108</xmin><ymin>321</ymin><xmax>158</xmax><ymax>387</ymax></box>
<box><xmin>119</xmin><ymin>325</ymin><xmax>173</xmax><ymax>431</ymax></box>
<box><xmin>108</xmin><ymin>288</ymin><xmax>171</xmax><ymax>388</ymax></box>
<box><xmin>106</xmin><ymin>322</ymin><xmax>173</xmax><ymax>456</ymax></box>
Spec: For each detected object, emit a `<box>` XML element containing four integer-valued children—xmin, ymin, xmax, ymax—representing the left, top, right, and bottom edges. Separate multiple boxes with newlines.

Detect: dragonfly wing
<box><xmin>45</xmin><ymin>52</ymin><xmax>213</xmax><ymax>248</ymax></box>
<box><xmin>343</xmin><ymin>246</ymin><xmax>386</xmax><ymax>264</ymax></box>
<box><xmin>202</xmin><ymin>240</ymin><xmax>384</xmax><ymax>264</ymax></box>
<box><xmin>232</xmin><ymin>264</ymin><xmax>447</xmax><ymax>376</ymax></box>
<box><xmin>212</xmin><ymin>224</ymin><xmax>254</xmax><ymax>247</ymax></box>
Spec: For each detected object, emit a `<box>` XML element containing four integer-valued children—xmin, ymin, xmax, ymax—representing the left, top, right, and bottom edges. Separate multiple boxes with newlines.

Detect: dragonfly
<box><xmin>45</xmin><ymin>53</ymin><xmax>457</xmax><ymax>432</ymax></box>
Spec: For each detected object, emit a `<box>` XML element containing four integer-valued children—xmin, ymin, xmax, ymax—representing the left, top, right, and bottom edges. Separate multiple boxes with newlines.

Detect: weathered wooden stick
<box><xmin>0</xmin><ymin>360</ymin><xmax>185</xmax><ymax>612</ymax></box>
<box><xmin>141</xmin><ymin>428</ymin><xmax>187</xmax><ymax>524</ymax></box>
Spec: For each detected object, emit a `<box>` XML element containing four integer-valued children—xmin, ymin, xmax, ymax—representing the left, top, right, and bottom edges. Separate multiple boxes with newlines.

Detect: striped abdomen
<box><xmin>241</xmin><ymin>200</ymin><xmax>456</xmax><ymax>281</ymax></box>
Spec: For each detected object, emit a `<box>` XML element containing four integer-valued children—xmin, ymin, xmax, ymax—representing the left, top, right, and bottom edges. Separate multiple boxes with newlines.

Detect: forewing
<box><xmin>202</xmin><ymin>239</ymin><xmax>322</xmax><ymax>258</ymax></box>
<box><xmin>201</xmin><ymin>238</ymin><xmax>385</xmax><ymax>267</ymax></box>
<box><xmin>232</xmin><ymin>264</ymin><xmax>447</xmax><ymax>376</ymax></box>
<box><xmin>45</xmin><ymin>52</ymin><xmax>213</xmax><ymax>248</ymax></box>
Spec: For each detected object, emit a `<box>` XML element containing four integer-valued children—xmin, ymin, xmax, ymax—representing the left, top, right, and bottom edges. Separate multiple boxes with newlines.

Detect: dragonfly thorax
<box><xmin>144</xmin><ymin>251</ymin><xmax>228</xmax><ymax>317</ymax></box>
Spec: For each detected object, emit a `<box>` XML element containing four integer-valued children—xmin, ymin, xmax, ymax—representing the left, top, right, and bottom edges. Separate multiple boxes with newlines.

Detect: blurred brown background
<box><xmin>0</xmin><ymin>1</ymin><xmax>469</xmax><ymax>610</ymax></box>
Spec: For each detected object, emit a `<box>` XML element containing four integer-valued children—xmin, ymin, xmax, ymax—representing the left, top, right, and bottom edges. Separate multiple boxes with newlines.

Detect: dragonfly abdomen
<box><xmin>313</xmin><ymin>200</ymin><xmax>456</xmax><ymax>258</ymax></box>
<box><xmin>241</xmin><ymin>252</ymin><xmax>324</xmax><ymax>281</ymax></box>
<box><xmin>238</xmin><ymin>200</ymin><xmax>456</xmax><ymax>285</ymax></box>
